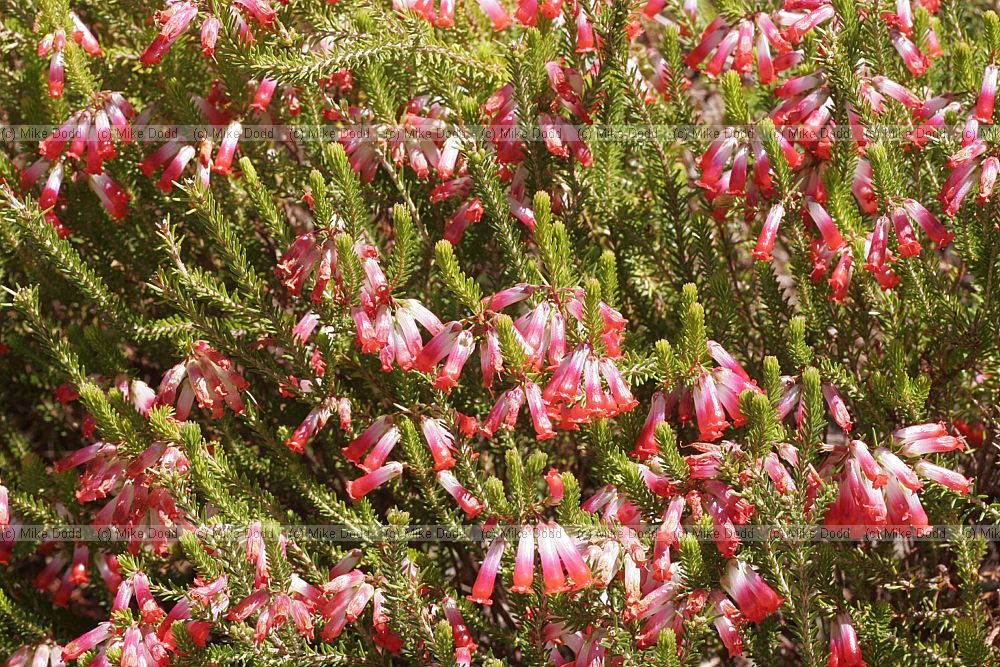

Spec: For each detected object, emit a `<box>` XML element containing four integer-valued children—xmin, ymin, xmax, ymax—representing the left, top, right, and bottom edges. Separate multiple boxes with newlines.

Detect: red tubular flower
<box><xmin>753</xmin><ymin>203</ymin><xmax>785</xmax><ymax>262</ymax></box>
<box><xmin>711</xmin><ymin>592</ymin><xmax>744</xmax><ymax>656</ymax></box>
<box><xmin>805</xmin><ymin>198</ymin><xmax>846</xmax><ymax>252</ymax></box>
<box><xmin>141</xmin><ymin>2</ymin><xmax>199</xmax><ymax>65</ymax></box>
<box><xmin>975</xmin><ymin>63</ymin><xmax>998</xmax><ymax>124</ymax></box>
<box><xmin>285</xmin><ymin>401</ymin><xmax>333</xmax><ymax>453</ymax></box>
<box><xmin>0</xmin><ymin>485</ymin><xmax>8</xmax><ymax>530</ymax></box>
<box><xmin>468</xmin><ymin>535</ymin><xmax>506</xmax><ymax>604</ymax></box>
<box><xmin>890</xmin><ymin>29</ymin><xmax>931</xmax><ymax>76</ymax></box>
<box><xmin>346</xmin><ymin>462</ymin><xmax>403</xmax><ymax>500</ymax></box>
<box><xmin>900</xmin><ymin>198</ymin><xmax>953</xmax><ymax>247</ymax></box>
<box><xmin>829</xmin><ymin>612</ymin><xmax>866</xmax><ymax>666</ymax></box>
<box><xmin>213</xmin><ymin>120</ymin><xmax>242</xmax><ymax>174</ymax></box>
<box><xmin>343</xmin><ymin>416</ymin><xmax>400</xmax><ymax>470</ymax></box>
<box><xmin>720</xmin><ymin>559</ymin><xmax>784</xmax><ymax>623</ymax></box>
<box><xmin>511</xmin><ymin>526</ymin><xmax>535</xmax><ymax>593</ymax></box>
<box><xmin>477</xmin><ymin>0</ymin><xmax>512</xmax><ymax>30</ymax></box>
<box><xmin>201</xmin><ymin>16</ymin><xmax>221</xmax><ymax>57</ymax></box>
<box><xmin>48</xmin><ymin>50</ymin><xmax>65</xmax><ymax>98</ymax></box>
<box><xmin>233</xmin><ymin>0</ymin><xmax>278</xmax><ymax>26</ymax></box>
<box><xmin>87</xmin><ymin>173</ymin><xmax>130</xmax><ymax>220</ymax></box>
<box><xmin>70</xmin><ymin>13</ymin><xmax>102</xmax><ymax>56</ymax></box>
<box><xmin>444</xmin><ymin>596</ymin><xmax>478</xmax><ymax>664</ymax></box>
<box><xmin>420</xmin><ymin>418</ymin><xmax>457</xmax><ymax>471</ymax></box>
<box><xmin>62</xmin><ymin>622</ymin><xmax>113</xmax><ymax>660</ymax></box>
<box><xmin>436</xmin><ymin>470</ymin><xmax>484</xmax><ymax>518</ymax></box>
<box><xmin>827</xmin><ymin>251</ymin><xmax>853</xmax><ymax>303</ymax></box>
<box><xmin>693</xmin><ymin>372</ymin><xmax>730</xmax><ymax>441</ymax></box>
<box><xmin>250</xmin><ymin>78</ymin><xmax>278</xmax><ymax>113</ymax></box>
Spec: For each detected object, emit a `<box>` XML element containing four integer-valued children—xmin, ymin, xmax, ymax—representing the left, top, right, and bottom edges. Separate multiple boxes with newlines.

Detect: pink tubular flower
<box><xmin>292</xmin><ymin>312</ymin><xmax>321</xmax><ymax>345</ymax></box>
<box><xmin>753</xmin><ymin>203</ymin><xmax>784</xmax><ymax>262</ymax></box>
<box><xmin>87</xmin><ymin>173</ymin><xmax>130</xmax><ymax>220</ymax></box>
<box><xmin>213</xmin><ymin>120</ymin><xmax>242</xmax><ymax>174</ymax></box>
<box><xmin>720</xmin><ymin>559</ymin><xmax>784</xmax><ymax>623</ymax></box>
<box><xmin>154</xmin><ymin>340</ymin><xmax>250</xmax><ymax>420</ymax></box>
<box><xmin>233</xmin><ymin>0</ymin><xmax>278</xmax><ymax>26</ymax></box>
<box><xmin>49</xmin><ymin>50</ymin><xmax>65</xmax><ymax>98</ymax></box>
<box><xmin>806</xmin><ymin>198</ymin><xmax>846</xmax><ymax>252</ymax></box>
<box><xmin>201</xmin><ymin>16</ymin><xmax>221</xmax><ymax>57</ymax></box>
<box><xmin>781</xmin><ymin>4</ymin><xmax>835</xmax><ymax>43</ymax></box>
<box><xmin>890</xmin><ymin>30</ymin><xmax>931</xmax><ymax>76</ymax></box>
<box><xmin>468</xmin><ymin>535</ymin><xmax>506</xmax><ymax>604</ymax></box>
<box><xmin>711</xmin><ymin>592</ymin><xmax>744</xmax><ymax>656</ymax></box>
<box><xmin>524</xmin><ymin>381</ymin><xmax>556</xmax><ymax>440</ymax></box>
<box><xmin>975</xmin><ymin>63</ymin><xmax>998</xmax><ymax>124</ymax></box>
<box><xmin>437</xmin><ymin>470</ymin><xmax>484</xmax><ymax>518</ymax></box>
<box><xmin>342</xmin><ymin>416</ymin><xmax>401</xmax><ymax>471</ymax></box>
<box><xmin>0</xmin><ymin>485</ymin><xmax>8</xmax><ymax>530</ymax></box>
<box><xmin>900</xmin><ymin>198</ymin><xmax>953</xmax><ymax>247</ymax></box>
<box><xmin>420</xmin><ymin>418</ymin><xmax>457</xmax><ymax>471</ymax></box>
<box><xmin>285</xmin><ymin>401</ymin><xmax>333</xmax><ymax>453</ymax></box>
<box><xmin>346</xmin><ymin>462</ymin><xmax>403</xmax><ymax>500</ymax></box>
<box><xmin>70</xmin><ymin>13</ymin><xmax>102</xmax><ymax>56</ymax></box>
<box><xmin>829</xmin><ymin>612</ymin><xmax>866</xmax><ymax>666</ymax></box>
<box><xmin>511</xmin><ymin>526</ymin><xmax>535</xmax><ymax>593</ymax></box>
<box><xmin>62</xmin><ymin>622</ymin><xmax>113</xmax><ymax>660</ymax></box>
<box><xmin>141</xmin><ymin>2</ymin><xmax>199</xmax><ymax>66</ymax></box>
<box><xmin>693</xmin><ymin>372</ymin><xmax>730</xmax><ymax>441</ymax></box>
<box><xmin>250</xmin><ymin>78</ymin><xmax>278</xmax><ymax>113</ymax></box>
<box><xmin>913</xmin><ymin>461</ymin><xmax>972</xmax><ymax>494</ymax></box>
<box><xmin>477</xmin><ymin>0</ymin><xmax>512</xmax><ymax>30</ymax></box>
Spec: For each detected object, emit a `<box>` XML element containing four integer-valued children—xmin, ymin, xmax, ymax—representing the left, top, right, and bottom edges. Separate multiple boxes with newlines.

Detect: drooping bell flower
<box><xmin>828</xmin><ymin>612</ymin><xmax>866</xmax><ymax>666</ymax></box>
<box><xmin>719</xmin><ymin>559</ymin><xmax>784</xmax><ymax>623</ymax></box>
<box><xmin>346</xmin><ymin>462</ymin><xmax>403</xmax><ymax>500</ymax></box>
<box><xmin>154</xmin><ymin>340</ymin><xmax>249</xmax><ymax>420</ymax></box>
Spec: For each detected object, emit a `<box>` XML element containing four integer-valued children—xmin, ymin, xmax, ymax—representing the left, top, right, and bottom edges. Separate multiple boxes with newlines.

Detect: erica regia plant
<box><xmin>0</xmin><ymin>0</ymin><xmax>998</xmax><ymax>664</ymax></box>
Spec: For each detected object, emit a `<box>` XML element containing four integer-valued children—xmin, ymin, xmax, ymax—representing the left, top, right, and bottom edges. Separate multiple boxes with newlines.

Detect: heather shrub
<box><xmin>0</xmin><ymin>0</ymin><xmax>998</xmax><ymax>665</ymax></box>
